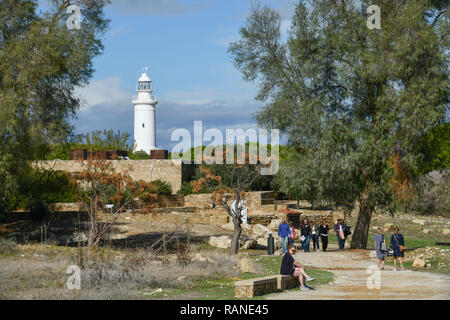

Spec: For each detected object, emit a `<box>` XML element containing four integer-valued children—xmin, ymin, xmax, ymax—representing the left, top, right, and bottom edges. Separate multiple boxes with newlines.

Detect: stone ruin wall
<box><xmin>34</xmin><ymin>159</ymin><xmax>191</xmax><ymax>193</ymax></box>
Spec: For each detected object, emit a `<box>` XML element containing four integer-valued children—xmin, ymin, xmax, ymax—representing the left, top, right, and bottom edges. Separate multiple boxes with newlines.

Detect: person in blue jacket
<box><xmin>278</xmin><ymin>219</ymin><xmax>292</xmax><ymax>254</ymax></box>
<box><xmin>390</xmin><ymin>226</ymin><xmax>405</xmax><ymax>271</ymax></box>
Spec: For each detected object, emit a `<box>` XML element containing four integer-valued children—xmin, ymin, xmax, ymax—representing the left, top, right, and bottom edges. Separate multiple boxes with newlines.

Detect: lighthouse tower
<box><xmin>133</xmin><ymin>68</ymin><xmax>158</xmax><ymax>154</ymax></box>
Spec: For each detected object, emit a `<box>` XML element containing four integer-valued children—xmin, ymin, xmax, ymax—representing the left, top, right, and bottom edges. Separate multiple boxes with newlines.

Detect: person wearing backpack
<box><xmin>334</xmin><ymin>219</ymin><xmax>346</xmax><ymax>251</ymax></box>
<box><xmin>374</xmin><ymin>227</ymin><xmax>386</xmax><ymax>270</ymax></box>
<box><xmin>390</xmin><ymin>226</ymin><xmax>405</xmax><ymax>271</ymax></box>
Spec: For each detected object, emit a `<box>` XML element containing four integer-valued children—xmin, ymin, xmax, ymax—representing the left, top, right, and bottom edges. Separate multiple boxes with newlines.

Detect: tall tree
<box><xmin>0</xmin><ymin>0</ymin><xmax>110</xmax><ymax>215</ymax></box>
<box><xmin>191</xmin><ymin>152</ymin><xmax>263</xmax><ymax>255</ymax></box>
<box><xmin>229</xmin><ymin>0</ymin><xmax>449</xmax><ymax>248</ymax></box>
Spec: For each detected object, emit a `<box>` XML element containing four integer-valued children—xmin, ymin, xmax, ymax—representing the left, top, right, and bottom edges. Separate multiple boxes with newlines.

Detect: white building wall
<box><xmin>134</xmin><ymin>104</ymin><xmax>156</xmax><ymax>154</ymax></box>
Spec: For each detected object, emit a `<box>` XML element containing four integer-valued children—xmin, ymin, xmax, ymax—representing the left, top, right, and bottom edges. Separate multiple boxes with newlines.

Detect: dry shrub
<box><xmin>0</xmin><ymin>238</ymin><xmax>18</xmax><ymax>255</ymax></box>
<box><xmin>0</xmin><ymin>241</ymin><xmax>238</xmax><ymax>299</ymax></box>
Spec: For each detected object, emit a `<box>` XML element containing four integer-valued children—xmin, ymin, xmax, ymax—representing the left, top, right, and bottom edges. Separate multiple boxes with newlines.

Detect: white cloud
<box><xmin>165</xmin><ymin>88</ymin><xmax>217</xmax><ymax>105</ymax></box>
<box><xmin>75</xmin><ymin>77</ymin><xmax>130</xmax><ymax>110</ymax></box>
<box><xmin>72</xmin><ymin>77</ymin><xmax>270</xmax><ymax>149</ymax></box>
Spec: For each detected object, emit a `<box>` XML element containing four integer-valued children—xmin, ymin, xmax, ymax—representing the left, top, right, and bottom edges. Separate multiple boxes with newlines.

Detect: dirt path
<box><xmin>267</xmin><ymin>244</ymin><xmax>450</xmax><ymax>300</ymax></box>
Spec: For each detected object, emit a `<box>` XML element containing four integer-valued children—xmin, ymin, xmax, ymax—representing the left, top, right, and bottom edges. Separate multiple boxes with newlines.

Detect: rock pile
<box><xmin>210</xmin><ymin>223</ymin><xmax>284</xmax><ymax>250</ymax></box>
<box><xmin>404</xmin><ymin>247</ymin><xmax>450</xmax><ymax>268</ymax></box>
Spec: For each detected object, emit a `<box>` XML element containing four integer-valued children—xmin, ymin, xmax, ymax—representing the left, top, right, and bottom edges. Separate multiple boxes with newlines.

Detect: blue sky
<box><xmin>43</xmin><ymin>0</ymin><xmax>297</xmax><ymax>149</ymax></box>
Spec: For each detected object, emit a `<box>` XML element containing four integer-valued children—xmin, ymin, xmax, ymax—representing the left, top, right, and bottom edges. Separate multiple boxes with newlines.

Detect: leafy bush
<box><xmin>131</xmin><ymin>151</ymin><xmax>151</xmax><ymax>159</ymax></box>
<box><xmin>408</xmin><ymin>171</ymin><xmax>449</xmax><ymax>216</ymax></box>
<box><xmin>150</xmin><ymin>179</ymin><xmax>172</xmax><ymax>195</ymax></box>
<box><xmin>192</xmin><ymin>164</ymin><xmax>272</xmax><ymax>191</ymax></box>
<box><xmin>35</xmin><ymin>129</ymin><xmax>136</xmax><ymax>160</ymax></box>
<box><xmin>177</xmin><ymin>181</ymin><xmax>194</xmax><ymax>195</ymax></box>
<box><xmin>8</xmin><ymin>168</ymin><xmax>78</xmax><ymax>219</ymax></box>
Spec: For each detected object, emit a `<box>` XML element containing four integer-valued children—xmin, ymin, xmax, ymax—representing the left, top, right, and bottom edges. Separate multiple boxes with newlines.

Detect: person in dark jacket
<box><xmin>334</xmin><ymin>219</ymin><xmax>346</xmax><ymax>251</ymax></box>
<box><xmin>280</xmin><ymin>245</ymin><xmax>315</xmax><ymax>290</ymax></box>
<box><xmin>319</xmin><ymin>220</ymin><xmax>330</xmax><ymax>252</ymax></box>
<box><xmin>300</xmin><ymin>219</ymin><xmax>311</xmax><ymax>252</ymax></box>
<box><xmin>390</xmin><ymin>226</ymin><xmax>405</xmax><ymax>271</ymax></box>
<box><xmin>278</xmin><ymin>219</ymin><xmax>291</xmax><ymax>254</ymax></box>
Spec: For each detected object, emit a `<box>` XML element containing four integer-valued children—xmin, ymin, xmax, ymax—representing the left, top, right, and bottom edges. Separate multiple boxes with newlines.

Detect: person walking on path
<box><xmin>278</xmin><ymin>219</ymin><xmax>291</xmax><ymax>255</ymax></box>
<box><xmin>319</xmin><ymin>220</ymin><xmax>330</xmax><ymax>252</ymax></box>
<box><xmin>390</xmin><ymin>226</ymin><xmax>405</xmax><ymax>271</ymax></box>
<box><xmin>374</xmin><ymin>227</ymin><xmax>386</xmax><ymax>270</ymax></box>
<box><xmin>288</xmin><ymin>223</ymin><xmax>296</xmax><ymax>246</ymax></box>
<box><xmin>280</xmin><ymin>245</ymin><xmax>315</xmax><ymax>290</ymax></box>
<box><xmin>334</xmin><ymin>219</ymin><xmax>346</xmax><ymax>251</ymax></box>
<box><xmin>300</xmin><ymin>219</ymin><xmax>311</xmax><ymax>252</ymax></box>
<box><xmin>311</xmin><ymin>221</ymin><xmax>320</xmax><ymax>252</ymax></box>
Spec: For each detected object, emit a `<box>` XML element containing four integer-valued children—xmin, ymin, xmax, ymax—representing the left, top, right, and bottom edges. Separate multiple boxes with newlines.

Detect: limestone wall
<box><xmin>184</xmin><ymin>191</ymin><xmax>276</xmax><ymax>212</ymax></box>
<box><xmin>298</xmin><ymin>210</ymin><xmax>334</xmax><ymax>229</ymax></box>
<box><xmin>34</xmin><ymin>160</ymin><xmax>189</xmax><ymax>193</ymax></box>
<box><xmin>98</xmin><ymin>207</ymin><xmax>229</xmax><ymax>226</ymax></box>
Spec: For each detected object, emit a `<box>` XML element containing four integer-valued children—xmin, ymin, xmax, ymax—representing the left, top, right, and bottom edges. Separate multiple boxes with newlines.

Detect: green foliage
<box><xmin>149</xmin><ymin>179</ymin><xmax>172</xmax><ymax>196</ymax></box>
<box><xmin>415</xmin><ymin>123</ymin><xmax>450</xmax><ymax>175</ymax></box>
<box><xmin>408</xmin><ymin>171</ymin><xmax>450</xmax><ymax>216</ymax></box>
<box><xmin>229</xmin><ymin>0</ymin><xmax>449</xmax><ymax>247</ymax></box>
<box><xmin>171</xmin><ymin>143</ymin><xmax>289</xmax><ymax>164</ymax></box>
<box><xmin>36</xmin><ymin>129</ymin><xmax>135</xmax><ymax>160</ymax></box>
<box><xmin>0</xmin><ymin>0</ymin><xmax>110</xmax><ymax>213</ymax></box>
<box><xmin>132</xmin><ymin>150</ymin><xmax>151</xmax><ymax>160</ymax></box>
<box><xmin>9</xmin><ymin>168</ymin><xmax>77</xmax><ymax>215</ymax></box>
<box><xmin>192</xmin><ymin>163</ymin><xmax>271</xmax><ymax>192</ymax></box>
<box><xmin>177</xmin><ymin>181</ymin><xmax>194</xmax><ymax>195</ymax></box>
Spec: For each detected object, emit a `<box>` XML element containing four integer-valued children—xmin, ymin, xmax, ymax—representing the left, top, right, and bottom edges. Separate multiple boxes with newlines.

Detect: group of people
<box><xmin>279</xmin><ymin>221</ymin><xmax>407</xmax><ymax>291</ymax></box>
<box><xmin>374</xmin><ymin>226</ymin><xmax>405</xmax><ymax>271</ymax></box>
<box><xmin>278</xmin><ymin>218</ymin><xmax>351</xmax><ymax>254</ymax></box>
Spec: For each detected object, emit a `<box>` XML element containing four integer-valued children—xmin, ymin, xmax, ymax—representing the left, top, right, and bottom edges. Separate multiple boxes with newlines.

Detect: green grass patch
<box><xmin>166</xmin><ymin>255</ymin><xmax>335</xmax><ymax>300</ymax></box>
<box><xmin>384</xmin><ymin>254</ymin><xmax>450</xmax><ymax>275</ymax></box>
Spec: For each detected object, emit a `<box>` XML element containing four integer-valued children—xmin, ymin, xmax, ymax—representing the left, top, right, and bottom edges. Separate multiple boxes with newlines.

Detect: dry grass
<box><xmin>0</xmin><ymin>240</ymin><xmax>238</xmax><ymax>300</ymax></box>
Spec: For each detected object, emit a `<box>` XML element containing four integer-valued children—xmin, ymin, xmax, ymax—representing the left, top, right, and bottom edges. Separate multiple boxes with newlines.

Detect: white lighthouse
<box><xmin>133</xmin><ymin>68</ymin><xmax>158</xmax><ymax>154</ymax></box>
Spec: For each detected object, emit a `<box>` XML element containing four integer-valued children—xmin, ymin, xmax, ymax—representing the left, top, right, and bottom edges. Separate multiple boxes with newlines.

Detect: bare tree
<box><xmin>191</xmin><ymin>152</ymin><xmax>264</xmax><ymax>255</ymax></box>
<box><xmin>74</xmin><ymin>160</ymin><xmax>157</xmax><ymax>265</ymax></box>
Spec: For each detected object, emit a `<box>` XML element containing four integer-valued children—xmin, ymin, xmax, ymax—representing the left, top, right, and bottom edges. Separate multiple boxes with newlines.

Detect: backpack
<box><xmin>344</xmin><ymin>225</ymin><xmax>351</xmax><ymax>237</ymax></box>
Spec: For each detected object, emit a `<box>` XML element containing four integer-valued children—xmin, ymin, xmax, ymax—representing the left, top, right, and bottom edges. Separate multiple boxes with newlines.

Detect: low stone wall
<box><xmin>98</xmin><ymin>207</ymin><xmax>229</xmax><ymax>226</ymax></box>
<box><xmin>246</xmin><ymin>191</ymin><xmax>275</xmax><ymax>209</ymax></box>
<box><xmin>34</xmin><ymin>159</ymin><xmax>193</xmax><ymax>193</ymax></box>
<box><xmin>184</xmin><ymin>191</ymin><xmax>276</xmax><ymax>211</ymax></box>
<box><xmin>184</xmin><ymin>193</ymin><xmax>214</xmax><ymax>209</ymax></box>
<box><xmin>299</xmin><ymin>210</ymin><xmax>334</xmax><ymax>228</ymax></box>
<box><xmin>157</xmin><ymin>195</ymin><xmax>185</xmax><ymax>208</ymax></box>
<box><xmin>247</xmin><ymin>215</ymin><xmax>277</xmax><ymax>226</ymax></box>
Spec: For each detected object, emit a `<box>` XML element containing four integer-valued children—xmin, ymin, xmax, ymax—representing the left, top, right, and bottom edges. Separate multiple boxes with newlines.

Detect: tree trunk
<box><xmin>350</xmin><ymin>193</ymin><xmax>373</xmax><ymax>249</ymax></box>
<box><xmin>230</xmin><ymin>218</ymin><xmax>242</xmax><ymax>255</ymax></box>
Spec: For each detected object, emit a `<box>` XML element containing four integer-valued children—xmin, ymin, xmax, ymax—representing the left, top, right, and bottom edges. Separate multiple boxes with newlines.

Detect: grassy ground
<box><xmin>150</xmin><ymin>254</ymin><xmax>334</xmax><ymax>300</ymax></box>
<box><xmin>0</xmin><ymin>240</ymin><xmax>334</xmax><ymax>300</ymax></box>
